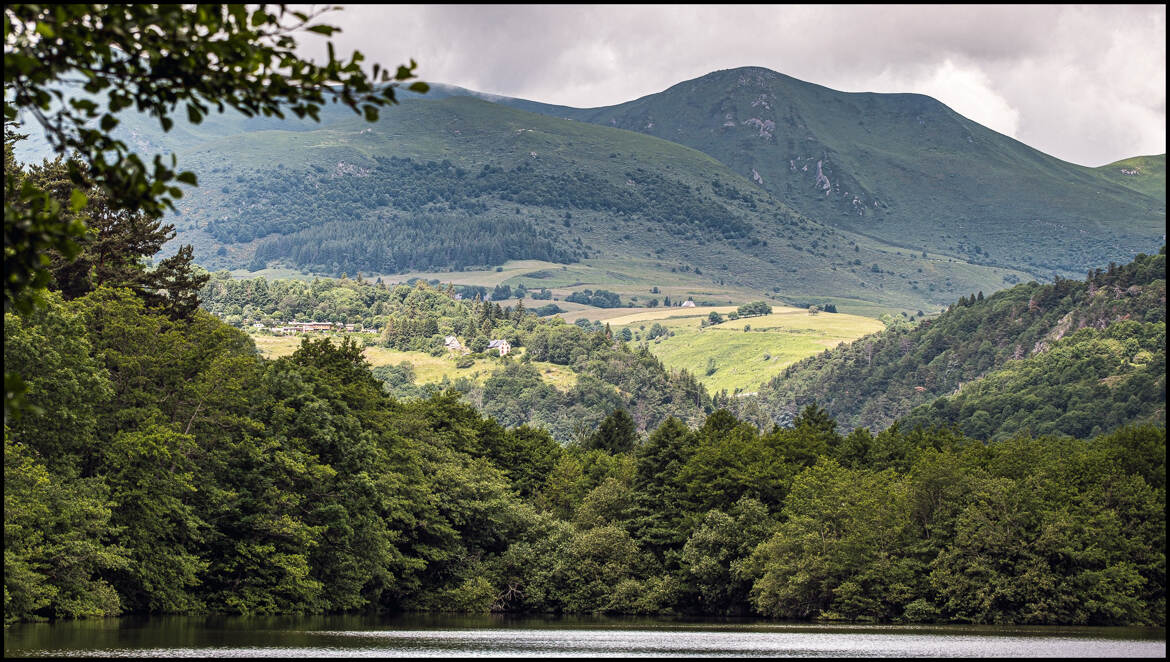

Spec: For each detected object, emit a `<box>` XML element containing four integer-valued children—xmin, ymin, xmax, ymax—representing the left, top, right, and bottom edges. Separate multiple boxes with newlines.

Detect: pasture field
<box><xmin>608</xmin><ymin>307</ymin><xmax>885</xmax><ymax>394</ymax></box>
<box><xmin>370</xmin><ymin>257</ymin><xmax>768</xmax><ymax>309</ymax></box>
<box><xmin>228</xmin><ymin>256</ymin><xmax>922</xmax><ymax>321</ymax></box>
<box><xmin>247</xmin><ymin>332</ymin><xmax>578</xmax><ymax>390</ymax></box>
<box><xmin>246</xmin><ymin>302</ymin><xmax>882</xmax><ymax>397</ymax></box>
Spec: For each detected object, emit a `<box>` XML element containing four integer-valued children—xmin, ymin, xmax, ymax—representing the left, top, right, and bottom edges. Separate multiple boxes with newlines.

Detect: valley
<box><xmin>5</xmin><ymin>10</ymin><xmax>1165</xmax><ymax>634</ymax></box>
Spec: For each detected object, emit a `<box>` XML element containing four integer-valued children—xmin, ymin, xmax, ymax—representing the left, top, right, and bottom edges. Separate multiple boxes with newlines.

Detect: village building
<box><xmin>444</xmin><ymin>335</ymin><xmax>469</xmax><ymax>354</ymax></box>
<box><xmin>681</xmin><ymin>300</ymin><xmax>696</xmax><ymax>308</ymax></box>
<box><xmin>487</xmin><ymin>339</ymin><xmax>511</xmax><ymax>356</ymax></box>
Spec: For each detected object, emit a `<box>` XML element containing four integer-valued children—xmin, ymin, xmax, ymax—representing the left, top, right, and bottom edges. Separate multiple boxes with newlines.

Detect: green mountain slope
<box><xmin>1096</xmin><ymin>154</ymin><xmax>1166</xmax><ymax>200</ymax></box>
<box><xmin>730</xmin><ymin>248</ymin><xmax>1166</xmax><ymax>433</ymax></box>
<box><xmin>510</xmin><ymin>67</ymin><xmax>1164</xmax><ymax>279</ymax></box>
<box><xmin>76</xmin><ymin>94</ymin><xmax>1028</xmax><ymax>312</ymax></box>
<box><xmin>16</xmin><ymin>68</ymin><xmax>1159</xmax><ymax>312</ymax></box>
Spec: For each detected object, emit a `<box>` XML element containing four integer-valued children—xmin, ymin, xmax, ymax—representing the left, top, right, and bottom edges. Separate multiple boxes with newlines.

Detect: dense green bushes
<box><xmin>565</xmin><ymin>289</ymin><xmax>623</xmax><ymax>308</ymax></box>
<box><xmin>4</xmin><ymin>289</ymin><xmax>1164</xmax><ymax>625</ymax></box>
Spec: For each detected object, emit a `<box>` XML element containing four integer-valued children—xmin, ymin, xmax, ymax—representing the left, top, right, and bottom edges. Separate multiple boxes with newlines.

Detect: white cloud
<box><xmin>865</xmin><ymin>59</ymin><xmax>1022</xmax><ymax>140</ymax></box>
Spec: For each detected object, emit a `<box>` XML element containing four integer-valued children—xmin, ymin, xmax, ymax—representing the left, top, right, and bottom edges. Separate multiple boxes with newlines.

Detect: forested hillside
<box><xmin>6</xmin><ymin>287</ymin><xmax>1165</xmax><ymax>625</ymax></box>
<box><xmin>215</xmin><ymin>154</ymin><xmax>753</xmax><ymax>274</ymax></box>
<box><xmin>899</xmin><ymin>319</ymin><xmax>1164</xmax><ymax>439</ymax></box>
<box><xmin>735</xmin><ymin>249</ymin><xmax>1166</xmax><ymax>434</ymax></box>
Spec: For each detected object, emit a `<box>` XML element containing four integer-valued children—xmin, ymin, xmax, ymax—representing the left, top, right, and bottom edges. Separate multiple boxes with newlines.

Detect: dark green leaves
<box><xmin>3</xmin><ymin>3</ymin><xmax>427</xmax><ymax>318</ymax></box>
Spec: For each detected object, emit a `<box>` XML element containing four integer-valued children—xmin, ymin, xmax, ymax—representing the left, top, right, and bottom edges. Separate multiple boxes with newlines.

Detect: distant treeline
<box><xmin>201</xmin><ymin>274</ymin><xmax>710</xmax><ymax>441</ymax></box>
<box><xmin>565</xmin><ymin>289</ymin><xmax>623</xmax><ymax>308</ymax></box>
<box><xmin>210</xmin><ymin>157</ymin><xmax>760</xmax><ymax>275</ymax></box>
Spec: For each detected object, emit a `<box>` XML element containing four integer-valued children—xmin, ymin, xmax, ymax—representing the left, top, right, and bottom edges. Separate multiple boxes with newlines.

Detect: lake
<box><xmin>4</xmin><ymin>614</ymin><xmax>1165</xmax><ymax>657</ymax></box>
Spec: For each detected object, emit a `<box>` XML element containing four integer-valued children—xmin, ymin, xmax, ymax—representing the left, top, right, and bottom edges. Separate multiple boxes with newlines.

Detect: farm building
<box><xmin>445</xmin><ymin>335</ymin><xmax>469</xmax><ymax>354</ymax></box>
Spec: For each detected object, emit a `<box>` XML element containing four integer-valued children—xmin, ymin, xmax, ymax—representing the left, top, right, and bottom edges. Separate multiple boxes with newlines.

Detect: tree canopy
<box><xmin>3</xmin><ymin>3</ymin><xmax>426</xmax><ymax>418</ymax></box>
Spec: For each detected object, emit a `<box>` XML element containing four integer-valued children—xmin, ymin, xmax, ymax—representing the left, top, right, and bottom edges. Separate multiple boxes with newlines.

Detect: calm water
<box><xmin>4</xmin><ymin>613</ymin><xmax>1165</xmax><ymax>658</ymax></box>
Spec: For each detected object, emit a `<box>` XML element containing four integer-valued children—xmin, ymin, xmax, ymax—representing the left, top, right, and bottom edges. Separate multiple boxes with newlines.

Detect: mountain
<box><xmin>12</xmin><ymin>68</ymin><xmax>1161</xmax><ymax>314</ymax></box>
<box><xmin>728</xmin><ymin>248</ymin><xmax>1166</xmax><ymax>435</ymax></box>
<box><xmin>506</xmin><ymin>67</ymin><xmax>1165</xmax><ymax>280</ymax></box>
<box><xmin>21</xmin><ymin>91</ymin><xmax>1031</xmax><ymax>313</ymax></box>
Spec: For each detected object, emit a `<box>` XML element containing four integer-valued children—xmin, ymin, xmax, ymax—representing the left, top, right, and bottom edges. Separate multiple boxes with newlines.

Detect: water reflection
<box><xmin>5</xmin><ymin>614</ymin><xmax>1166</xmax><ymax>658</ymax></box>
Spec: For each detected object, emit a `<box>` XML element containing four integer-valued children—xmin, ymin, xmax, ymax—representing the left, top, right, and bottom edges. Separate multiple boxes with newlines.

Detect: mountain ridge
<box><xmin>130</xmin><ymin>94</ymin><xmax>1029</xmax><ymax>312</ymax></box>
<box><xmin>493</xmin><ymin>66</ymin><xmax>1165</xmax><ymax>279</ymax></box>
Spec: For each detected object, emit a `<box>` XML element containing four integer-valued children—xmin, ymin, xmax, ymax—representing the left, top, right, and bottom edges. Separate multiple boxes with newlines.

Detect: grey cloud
<box><xmin>305</xmin><ymin>4</ymin><xmax>1165</xmax><ymax>166</ymax></box>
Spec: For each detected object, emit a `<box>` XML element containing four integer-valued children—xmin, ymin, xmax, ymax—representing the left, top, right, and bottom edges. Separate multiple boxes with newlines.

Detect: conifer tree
<box><xmin>585</xmin><ymin>408</ymin><xmax>638</xmax><ymax>454</ymax></box>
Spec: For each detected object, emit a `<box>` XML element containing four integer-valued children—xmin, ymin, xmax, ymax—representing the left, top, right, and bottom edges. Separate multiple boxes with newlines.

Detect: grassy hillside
<box><xmin>17</xmin><ymin>69</ymin><xmax>1156</xmax><ymax>311</ymax></box>
<box><xmin>183</xmin><ymin>96</ymin><xmax>1028</xmax><ymax>312</ymax></box>
<box><xmin>512</xmin><ymin>67</ymin><xmax>1164</xmax><ymax>280</ymax></box>
<box><xmin>249</xmin><ymin>332</ymin><xmax>580</xmax><ymax>390</ymax></box>
<box><xmin>1096</xmin><ymin>154</ymin><xmax>1166</xmax><ymax>200</ymax></box>
<box><xmin>584</xmin><ymin>305</ymin><xmax>885</xmax><ymax>394</ymax></box>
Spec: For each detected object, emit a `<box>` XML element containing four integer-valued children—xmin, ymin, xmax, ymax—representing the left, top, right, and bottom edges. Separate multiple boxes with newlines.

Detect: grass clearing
<box><xmin>248</xmin><ymin>332</ymin><xmax>577</xmax><ymax>390</ymax></box>
<box><xmin>611</xmin><ymin>308</ymin><xmax>884</xmax><ymax>393</ymax></box>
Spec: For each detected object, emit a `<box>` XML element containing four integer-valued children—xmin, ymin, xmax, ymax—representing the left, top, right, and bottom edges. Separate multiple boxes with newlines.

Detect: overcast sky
<box><xmin>297</xmin><ymin>4</ymin><xmax>1166</xmax><ymax>167</ymax></box>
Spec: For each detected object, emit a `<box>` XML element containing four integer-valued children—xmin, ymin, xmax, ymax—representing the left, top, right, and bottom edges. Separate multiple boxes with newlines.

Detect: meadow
<box><xmin>602</xmin><ymin>306</ymin><xmax>885</xmax><ymax>393</ymax></box>
<box><xmin>247</xmin><ymin>302</ymin><xmax>883</xmax><ymax>396</ymax></box>
<box><xmin>248</xmin><ymin>332</ymin><xmax>579</xmax><ymax>390</ymax></box>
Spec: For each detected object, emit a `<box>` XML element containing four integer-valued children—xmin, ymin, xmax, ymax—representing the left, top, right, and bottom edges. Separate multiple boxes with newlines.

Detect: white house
<box><xmin>444</xmin><ymin>335</ymin><xmax>469</xmax><ymax>354</ymax></box>
<box><xmin>487</xmin><ymin>339</ymin><xmax>511</xmax><ymax>356</ymax></box>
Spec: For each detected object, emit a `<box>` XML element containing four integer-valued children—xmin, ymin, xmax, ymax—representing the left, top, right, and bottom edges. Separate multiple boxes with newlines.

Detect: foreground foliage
<box><xmin>5</xmin><ymin>288</ymin><xmax>1164</xmax><ymax>625</ymax></box>
<box><xmin>4</xmin><ymin>2</ymin><xmax>423</xmax><ymax>421</ymax></box>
